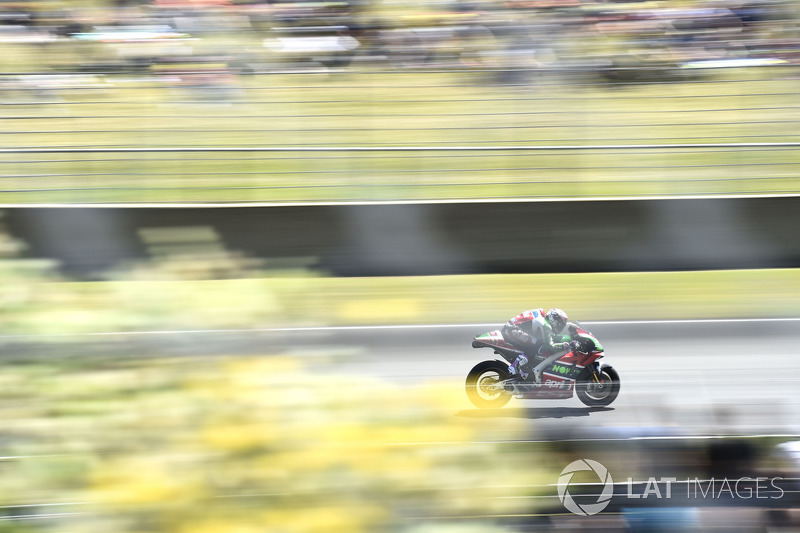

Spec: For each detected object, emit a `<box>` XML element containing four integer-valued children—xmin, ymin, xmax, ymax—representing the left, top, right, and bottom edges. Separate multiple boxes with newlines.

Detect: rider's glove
<box><xmin>508</xmin><ymin>328</ymin><xmax>531</xmax><ymax>344</ymax></box>
<box><xmin>569</xmin><ymin>340</ymin><xmax>582</xmax><ymax>353</ymax></box>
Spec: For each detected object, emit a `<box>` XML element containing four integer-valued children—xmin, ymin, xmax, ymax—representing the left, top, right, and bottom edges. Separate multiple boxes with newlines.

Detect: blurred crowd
<box><xmin>0</xmin><ymin>0</ymin><xmax>797</xmax><ymax>82</ymax></box>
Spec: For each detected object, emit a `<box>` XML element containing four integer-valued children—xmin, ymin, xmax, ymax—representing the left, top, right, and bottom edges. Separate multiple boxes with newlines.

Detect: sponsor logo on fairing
<box><xmin>551</xmin><ymin>364</ymin><xmax>572</xmax><ymax>375</ymax></box>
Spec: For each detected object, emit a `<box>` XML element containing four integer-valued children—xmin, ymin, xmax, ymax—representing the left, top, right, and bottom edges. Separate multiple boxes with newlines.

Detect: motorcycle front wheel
<box><xmin>576</xmin><ymin>365</ymin><xmax>620</xmax><ymax>407</ymax></box>
<box><xmin>465</xmin><ymin>360</ymin><xmax>512</xmax><ymax>409</ymax></box>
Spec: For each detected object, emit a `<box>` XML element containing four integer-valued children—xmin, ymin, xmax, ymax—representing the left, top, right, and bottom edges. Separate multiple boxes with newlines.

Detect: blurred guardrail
<box><xmin>0</xmin><ymin>69</ymin><xmax>799</xmax><ymax>203</ymax></box>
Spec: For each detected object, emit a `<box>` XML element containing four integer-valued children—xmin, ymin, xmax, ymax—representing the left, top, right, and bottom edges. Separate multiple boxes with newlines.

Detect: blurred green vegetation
<box><xmin>1</xmin><ymin>68</ymin><xmax>799</xmax><ymax>202</ymax></box>
<box><xmin>0</xmin><ymin>354</ymin><xmax>547</xmax><ymax>532</ymax></box>
<box><xmin>0</xmin><ymin>249</ymin><xmax>797</xmax><ymax>335</ymax></box>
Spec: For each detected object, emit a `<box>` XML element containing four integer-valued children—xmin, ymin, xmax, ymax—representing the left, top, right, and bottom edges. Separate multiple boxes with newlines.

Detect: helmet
<box><xmin>545</xmin><ymin>308</ymin><xmax>568</xmax><ymax>333</ymax></box>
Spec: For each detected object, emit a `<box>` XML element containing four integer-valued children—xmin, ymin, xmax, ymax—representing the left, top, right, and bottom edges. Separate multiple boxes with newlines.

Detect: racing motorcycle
<box><xmin>466</xmin><ymin>323</ymin><xmax>620</xmax><ymax>408</ymax></box>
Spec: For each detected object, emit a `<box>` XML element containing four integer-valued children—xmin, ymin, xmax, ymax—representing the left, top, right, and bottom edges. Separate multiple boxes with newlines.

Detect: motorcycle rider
<box><xmin>503</xmin><ymin>308</ymin><xmax>578</xmax><ymax>384</ymax></box>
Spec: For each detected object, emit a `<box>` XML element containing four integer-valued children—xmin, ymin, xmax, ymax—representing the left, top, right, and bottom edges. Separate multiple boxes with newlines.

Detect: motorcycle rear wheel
<box><xmin>465</xmin><ymin>360</ymin><xmax>512</xmax><ymax>409</ymax></box>
<box><xmin>576</xmin><ymin>365</ymin><xmax>620</xmax><ymax>407</ymax></box>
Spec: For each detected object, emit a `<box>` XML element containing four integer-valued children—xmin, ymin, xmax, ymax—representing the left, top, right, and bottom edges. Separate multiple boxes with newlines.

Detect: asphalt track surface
<box><xmin>287</xmin><ymin>319</ymin><xmax>800</xmax><ymax>438</ymax></box>
<box><xmin>7</xmin><ymin>319</ymin><xmax>798</xmax><ymax>437</ymax></box>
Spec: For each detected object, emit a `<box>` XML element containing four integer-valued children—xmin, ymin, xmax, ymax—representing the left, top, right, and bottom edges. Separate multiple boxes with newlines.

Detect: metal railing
<box><xmin>0</xmin><ymin>68</ymin><xmax>799</xmax><ymax>203</ymax></box>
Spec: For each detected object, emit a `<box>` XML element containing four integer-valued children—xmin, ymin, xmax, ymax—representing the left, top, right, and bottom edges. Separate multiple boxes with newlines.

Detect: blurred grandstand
<box><xmin>0</xmin><ymin>0</ymin><xmax>797</xmax><ymax>75</ymax></box>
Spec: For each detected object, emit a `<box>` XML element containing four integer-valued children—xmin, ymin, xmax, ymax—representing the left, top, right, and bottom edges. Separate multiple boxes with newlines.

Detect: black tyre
<box><xmin>465</xmin><ymin>360</ymin><xmax>512</xmax><ymax>409</ymax></box>
<box><xmin>576</xmin><ymin>365</ymin><xmax>620</xmax><ymax>407</ymax></box>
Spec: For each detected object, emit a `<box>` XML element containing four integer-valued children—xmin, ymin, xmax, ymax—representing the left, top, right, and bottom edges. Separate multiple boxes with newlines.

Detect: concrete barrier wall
<box><xmin>4</xmin><ymin>196</ymin><xmax>800</xmax><ymax>277</ymax></box>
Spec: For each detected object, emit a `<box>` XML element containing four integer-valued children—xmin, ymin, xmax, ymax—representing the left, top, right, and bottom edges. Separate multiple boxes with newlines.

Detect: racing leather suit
<box><xmin>502</xmin><ymin>308</ymin><xmax>570</xmax><ymax>383</ymax></box>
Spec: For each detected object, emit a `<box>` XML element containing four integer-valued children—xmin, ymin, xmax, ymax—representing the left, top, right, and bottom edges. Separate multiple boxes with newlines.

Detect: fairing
<box><xmin>472</xmin><ymin>330</ymin><xmax>523</xmax><ymax>353</ymax></box>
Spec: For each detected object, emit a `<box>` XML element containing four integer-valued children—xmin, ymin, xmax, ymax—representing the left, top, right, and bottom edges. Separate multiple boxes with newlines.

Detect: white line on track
<box><xmin>584</xmin><ymin>317</ymin><xmax>800</xmax><ymax>325</ymax></box>
<box><xmin>386</xmin><ymin>433</ymin><xmax>800</xmax><ymax>446</ymax></box>
<box><xmin>0</xmin><ymin>503</ymin><xmax>89</xmax><ymax>509</ymax></box>
<box><xmin>0</xmin><ymin>317</ymin><xmax>798</xmax><ymax>339</ymax></box>
<box><xmin>0</xmin><ymin>192</ymin><xmax>797</xmax><ymax>208</ymax></box>
<box><xmin>0</xmin><ymin>455</ymin><xmax>77</xmax><ymax>460</ymax></box>
<box><xmin>0</xmin><ymin>513</ymin><xmax>86</xmax><ymax>521</ymax></box>
<box><xmin>266</xmin><ymin>317</ymin><xmax>800</xmax><ymax>332</ymax></box>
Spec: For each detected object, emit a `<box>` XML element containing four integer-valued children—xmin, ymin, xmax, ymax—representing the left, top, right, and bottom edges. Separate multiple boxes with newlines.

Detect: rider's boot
<box><xmin>509</xmin><ymin>355</ymin><xmax>529</xmax><ymax>381</ymax></box>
